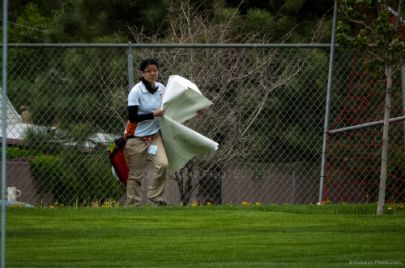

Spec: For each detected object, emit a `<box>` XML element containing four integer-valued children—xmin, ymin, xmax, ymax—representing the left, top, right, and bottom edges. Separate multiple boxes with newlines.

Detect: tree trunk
<box><xmin>377</xmin><ymin>65</ymin><xmax>393</xmax><ymax>216</ymax></box>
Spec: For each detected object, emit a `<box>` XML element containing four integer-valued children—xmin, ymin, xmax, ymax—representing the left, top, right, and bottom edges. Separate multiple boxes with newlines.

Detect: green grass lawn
<box><xmin>6</xmin><ymin>204</ymin><xmax>405</xmax><ymax>268</ymax></box>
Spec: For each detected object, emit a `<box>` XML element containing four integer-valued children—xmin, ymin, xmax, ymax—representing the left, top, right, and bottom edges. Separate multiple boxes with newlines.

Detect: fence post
<box><xmin>402</xmin><ymin>65</ymin><xmax>405</xmax><ymax>152</ymax></box>
<box><xmin>318</xmin><ymin>0</ymin><xmax>337</xmax><ymax>204</ymax></box>
<box><xmin>127</xmin><ymin>42</ymin><xmax>134</xmax><ymax>90</ymax></box>
<box><xmin>1</xmin><ymin>1</ymin><xmax>8</xmax><ymax>267</ymax></box>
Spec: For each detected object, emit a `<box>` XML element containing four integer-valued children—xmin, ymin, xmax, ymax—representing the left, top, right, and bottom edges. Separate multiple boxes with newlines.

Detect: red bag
<box><xmin>108</xmin><ymin>136</ymin><xmax>128</xmax><ymax>185</ymax></box>
<box><xmin>108</xmin><ymin>121</ymin><xmax>137</xmax><ymax>186</ymax></box>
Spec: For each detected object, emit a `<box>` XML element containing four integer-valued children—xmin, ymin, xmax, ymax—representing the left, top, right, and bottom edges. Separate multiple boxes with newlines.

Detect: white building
<box><xmin>0</xmin><ymin>90</ymin><xmax>32</xmax><ymax>144</ymax></box>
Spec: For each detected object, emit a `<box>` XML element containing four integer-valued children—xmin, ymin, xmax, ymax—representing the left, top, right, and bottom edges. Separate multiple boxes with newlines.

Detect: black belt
<box><xmin>126</xmin><ymin>133</ymin><xmax>159</xmax><ymax>141</ymax></box>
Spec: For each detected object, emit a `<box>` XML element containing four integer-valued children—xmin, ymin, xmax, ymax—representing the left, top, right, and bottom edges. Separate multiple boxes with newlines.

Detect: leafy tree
<box><xmin>8</xmin><ymin>2</ymin><xmax>53</xmax><ymax>42</ymax></box>
<box><xmin>337</xmin><ymin>0</ymin><xmax>405</xmax><ymax>215</ymax></box>
<box><xmin>7</xmin><ymin>0</ymin><xmax>334</xmax><ymax>43</ymax></box>
<box><xmin>225</xmin><ymin>0</ymin><xmax>334</xmax><ymax>42</ymax></box>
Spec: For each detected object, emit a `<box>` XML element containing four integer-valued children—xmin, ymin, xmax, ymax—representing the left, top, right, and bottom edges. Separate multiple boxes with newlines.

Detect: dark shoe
<box><xmin>148</xmin><ymin>199</ymin><xmax>168</xmax><ymax>206</ymax></box>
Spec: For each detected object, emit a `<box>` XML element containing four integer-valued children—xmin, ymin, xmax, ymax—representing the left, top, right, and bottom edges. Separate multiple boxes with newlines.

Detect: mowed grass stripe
<box><xmin>6</xmin><ymin>205</ymin><xmax>405</xmax><ymax>268</ymax></box>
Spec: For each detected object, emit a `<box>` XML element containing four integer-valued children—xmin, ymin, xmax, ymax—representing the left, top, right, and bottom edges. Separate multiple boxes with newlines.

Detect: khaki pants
<box><xmin>125</xmin><ymin>133</ymin><xmax>168</xmax><ymax>205</ymax></box>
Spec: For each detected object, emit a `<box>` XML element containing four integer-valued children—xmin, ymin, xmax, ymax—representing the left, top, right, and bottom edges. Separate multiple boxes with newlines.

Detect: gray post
<box><xmin>402</xmin><ymin>65</ymin><xmax>405</xmax><ymax>151</ymax></box>
<box><xmin>318</xmin><ymin>0</ymin><xmax>337</xmax><ymax>204</ymax></box>
<box><xmin>377</xmin><ymin>66</ymin><xmax>393</xmax><ymax>216</ymax></box>
<box><xmin>1</xmin><ymin>1</ymin><xmax>8</xmax><ymax>267</ymax></box>
<box><xmin>127</xmin><ymin>42</ymin><xmax>134</xmax><ymax>90</ymax></box>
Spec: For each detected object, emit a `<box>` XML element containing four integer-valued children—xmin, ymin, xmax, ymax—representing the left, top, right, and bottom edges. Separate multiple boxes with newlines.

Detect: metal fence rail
<box><xmin>1</xmin><ymin>44</ymin><xmax>404</xmax><ymax>206</ymax></box>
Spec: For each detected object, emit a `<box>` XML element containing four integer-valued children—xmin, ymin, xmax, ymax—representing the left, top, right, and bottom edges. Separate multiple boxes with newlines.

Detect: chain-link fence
<box><xmin>1</xmin><ymin>44</ymin><xmax>404</xmax><ymax>206</ymax></box>
<box><xmin>324</xmin><ymin>50</ymin><xmax>405</xmax><ymax>204</ymax></box>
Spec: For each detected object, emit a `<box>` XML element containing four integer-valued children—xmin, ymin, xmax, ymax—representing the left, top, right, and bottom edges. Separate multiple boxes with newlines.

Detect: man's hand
<box><xmin>153</xmin><ymin>108</ymin><xmax>165</xmax><ymax>117</ymax></box>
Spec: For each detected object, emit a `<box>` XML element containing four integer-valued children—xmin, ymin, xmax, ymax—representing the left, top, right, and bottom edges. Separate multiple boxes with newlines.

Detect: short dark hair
<box><xmin>139</xmin><ymin>58</ymin><xmax>159</xmax><ymax>71</ymax></box>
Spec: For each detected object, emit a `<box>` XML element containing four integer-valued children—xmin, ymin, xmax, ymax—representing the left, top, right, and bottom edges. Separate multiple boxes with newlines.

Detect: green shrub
<box><xmin>7</xmin><ymin>146</ymin><xmax>36</xmax><ymax>160</ymax></box>
<box><xmin>30</xmin><ymin>150</ymin><xmax>123</xmax><ymax>205</ymax></box>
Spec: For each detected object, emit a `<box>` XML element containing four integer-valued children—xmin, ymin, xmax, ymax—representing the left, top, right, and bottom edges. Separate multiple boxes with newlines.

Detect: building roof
<box><xmin>0</xmin><ymin>91</ymin><xmax>22</xmax><ymax>125</ymax></box>
<box><xmin>0</xmin><ymin>89</ymin><xmax>114</xmax><ymax>149</ymax></box>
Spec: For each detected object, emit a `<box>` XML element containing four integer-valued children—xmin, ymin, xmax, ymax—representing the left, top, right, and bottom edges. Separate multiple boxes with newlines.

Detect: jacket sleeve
<box><xmin>128</xmin><ymin>105</ymin><xmax>154</xmax><ymax>122</ymax></box>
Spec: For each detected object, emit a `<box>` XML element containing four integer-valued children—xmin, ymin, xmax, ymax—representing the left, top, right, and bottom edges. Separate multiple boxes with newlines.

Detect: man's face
<box><xmin>141</xmin><ymin>64</ymin><xmax>159</xmax><ymax>84</ymax></box>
